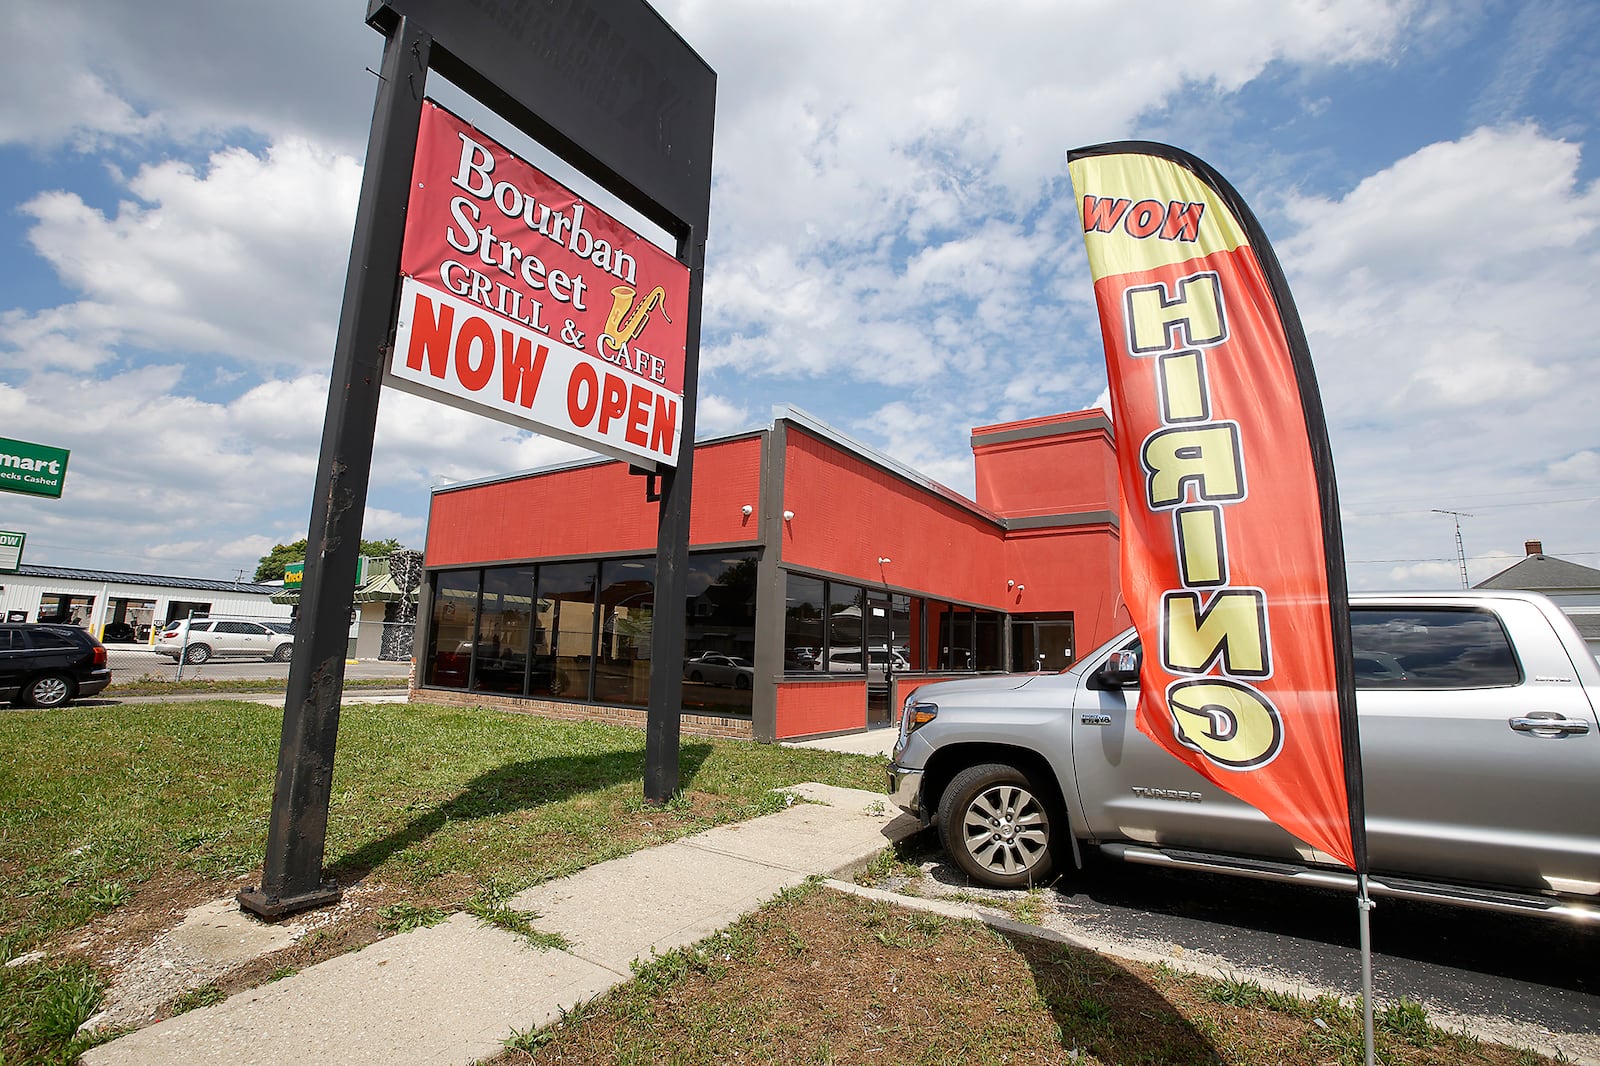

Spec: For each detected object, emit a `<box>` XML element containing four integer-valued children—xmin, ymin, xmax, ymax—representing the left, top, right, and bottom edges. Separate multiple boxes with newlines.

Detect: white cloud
<box><xmin>16</xmin><ymin>139</ymin><xmax>361</xmax><ymax>371</ymax></box>
<box><xmin>1</xmin><ymin>0</ymin><xmax>379</xmax><ymax>152</ymax></box>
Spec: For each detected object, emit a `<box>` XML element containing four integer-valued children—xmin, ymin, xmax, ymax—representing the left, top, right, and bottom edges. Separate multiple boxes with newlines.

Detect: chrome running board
<box><xmin>1099</xmin><ymin>843</ymin><xmax>1600</xmax><ymax>923</ymax></box>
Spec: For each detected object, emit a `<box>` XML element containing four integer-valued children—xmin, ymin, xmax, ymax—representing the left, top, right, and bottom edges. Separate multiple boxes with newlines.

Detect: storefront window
<box><xmin>975</xmin><ymin>610</ymin><xmax>1003</xmax><ymax>671</ymax></box>
<box><xmin>783</xmin><ymin>573</ymin><xmax>824</xmax><ymax>673</ymax></box>
<box><xmin>472</xmin><ymin>567</ymin><xmax>537</xmax><ymax>695</ymax></box>
<box><xmin>937</xmin><ymin>604</ymin><xmax>974</xmax><ymax>671</ymax></box>
<box><xmin>595</xmin><ymin>559</ymin><xmax>655</xmax><ymax>707</ymax></box>
<box><xmin>425</xmin><ymin>570</ymin><xmax>479</xmax><ymax>689</ymax></box>
<box><xmin>892</xmin><ymin>594</ymin><xmax>916</xmax><ymax>670</ymax></box>
<box><xmin>683</xmin><ymin>551</ymin><xmax>758</xmax><ymax>715</ymax></box>
<box><xmin>826</xmin><ymin>584</ymin><xmax>866</xmax><ymax>673</ymax></box>
<box><xmin>532</xmin><ymin>562</ymin><xmax>597</xmax><ymax>701</ymax></box>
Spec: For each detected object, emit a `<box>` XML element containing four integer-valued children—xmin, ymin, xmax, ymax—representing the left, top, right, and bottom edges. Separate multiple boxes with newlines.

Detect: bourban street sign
<box><xmin>386</xmin><ymin>101</ymin><xmax>691</xmax><ymax>468</ymax></box>
<box><xmin>0</xmin><ymin>436</ymin><xmax>69</xmax><ymax>499</ymax></box>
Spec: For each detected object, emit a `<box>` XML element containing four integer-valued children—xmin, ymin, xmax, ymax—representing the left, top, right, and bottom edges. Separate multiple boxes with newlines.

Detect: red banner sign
<box><xmin>386</xmin><ymin>101</ymin><xmax>690</xmax><ymax>467</ymax></box>
<box><xmin>1068</xmin><ymin>143</ymin><xmax>1364</xmax><ymax>872</ymax></box>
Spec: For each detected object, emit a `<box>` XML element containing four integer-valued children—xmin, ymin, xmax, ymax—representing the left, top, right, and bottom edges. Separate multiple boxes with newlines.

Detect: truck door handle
<box><xmin>1509</xmin><ymin>716</ymin><xmax>1591</xmax><ymax>736</ymax></box>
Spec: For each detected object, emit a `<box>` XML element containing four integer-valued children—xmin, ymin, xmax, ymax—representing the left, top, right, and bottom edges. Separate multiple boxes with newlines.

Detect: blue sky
<box><xmin>1</xmin><ymin>0</ymin><xmax>1597</xmax><ymax>590</ymax></box>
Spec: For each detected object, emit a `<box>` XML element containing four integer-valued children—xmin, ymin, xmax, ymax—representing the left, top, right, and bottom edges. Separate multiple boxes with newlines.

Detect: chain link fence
<box><xmin>101</xmin><ymin>612</ymin><xmax>296</xmax><ymax>683</ymax></box>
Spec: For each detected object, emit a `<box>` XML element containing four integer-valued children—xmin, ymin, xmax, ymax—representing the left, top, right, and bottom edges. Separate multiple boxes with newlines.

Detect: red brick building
<box><xmin>417</xmin><ymin>406</ymin><xmax>1127</xmax><ymax>740</ymax></box>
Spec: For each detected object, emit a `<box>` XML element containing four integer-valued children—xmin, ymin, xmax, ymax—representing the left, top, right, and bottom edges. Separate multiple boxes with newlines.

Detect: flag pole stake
<box><xmin>1358</xmin><ymin>875</ymin><xmax>1377</xmax><ymax>1066</ymax></box>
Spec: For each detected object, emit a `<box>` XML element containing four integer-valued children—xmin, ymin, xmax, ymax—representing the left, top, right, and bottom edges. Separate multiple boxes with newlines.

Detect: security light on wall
<box><xmin>741</xmin><ymin>504</ymin><xmax>753</xmax><ymax>516</ymax></box>
<box><xmin>782</xmin><ymin>510</ymin><xmax>794</xmax><ymax>522</ymax></box>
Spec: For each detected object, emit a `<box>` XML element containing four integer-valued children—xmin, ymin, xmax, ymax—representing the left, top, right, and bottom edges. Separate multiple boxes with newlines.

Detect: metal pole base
<box><xmin>237</xmin><ymin>881</ymin><xmax>343</xmax><ymax>921</ymax></box>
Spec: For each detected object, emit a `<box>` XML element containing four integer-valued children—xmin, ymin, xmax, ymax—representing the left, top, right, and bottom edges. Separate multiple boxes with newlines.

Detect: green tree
<box><xmin>254</xmin><ymin>537</ymin><xmax>407</xmax><ymax>582</ymax></box>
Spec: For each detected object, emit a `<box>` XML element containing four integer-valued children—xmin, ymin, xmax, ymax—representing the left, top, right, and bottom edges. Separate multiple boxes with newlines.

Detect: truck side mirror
<box><xmin>1093</xmin><ymin>649</ymin><xmax>1141</xmax><ymax>689</ymax></box>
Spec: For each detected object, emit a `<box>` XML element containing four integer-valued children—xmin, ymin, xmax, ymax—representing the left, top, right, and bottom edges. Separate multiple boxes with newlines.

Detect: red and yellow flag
<box><xmin>1068</xmin><ymin>142</ymin><xmax>1365</xmax><ymax>872</ymax></box>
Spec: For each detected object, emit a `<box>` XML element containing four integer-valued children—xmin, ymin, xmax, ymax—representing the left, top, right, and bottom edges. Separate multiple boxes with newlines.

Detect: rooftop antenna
<box><xmin>1431</xmin><ymin>509</ymin><xmax>1474</xmax><ymax>588</ymax></box>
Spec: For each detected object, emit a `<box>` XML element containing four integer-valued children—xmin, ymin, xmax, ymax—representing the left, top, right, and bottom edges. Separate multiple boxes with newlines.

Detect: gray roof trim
<box><xmin>15</xmin><ymin>564</ymin><xmax>279</xmax><ymax>595</ymax></box>
<box><xmin>971</xmin><ymin>411</ymin><xmax>1113</xmax><ymax>448</ymax></box>
<box><xmin>1005</xmin><ymin>509</ymin><xmax>1121</xmax><ymax>532</ymax></box>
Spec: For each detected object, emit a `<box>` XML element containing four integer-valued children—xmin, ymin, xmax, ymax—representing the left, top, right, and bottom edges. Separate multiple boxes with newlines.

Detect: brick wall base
<box><xmin>410</xmin><ymin>685</ymin><xmax>756</xmax><ymax>740</ymax></box>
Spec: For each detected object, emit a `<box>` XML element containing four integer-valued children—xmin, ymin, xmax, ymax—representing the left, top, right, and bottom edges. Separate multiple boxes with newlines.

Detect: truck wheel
<box><xmin>938</xmin><ymin>762</ymin><xmax>1057</xmax><ymax>888</ymax></box>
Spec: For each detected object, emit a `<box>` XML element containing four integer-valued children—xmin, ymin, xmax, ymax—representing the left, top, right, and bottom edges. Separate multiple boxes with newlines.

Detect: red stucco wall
<box><xmin>972</xmin><ymin>411</ymin><xmax>1118</xmax><ymax>520</ymax></box>
<box><xmin>426</xmin><ymin>435</ymin><xmax>764</xmax><ymax>567</ymax></box>
<box><xmin>775</xmin><ymin>680</ymin><xmax>867</xmax><ymax>738</ymax></box>
<box><xmin>781</xmin><ymin>427</ymin><xmax>1008</xmax><ymax>608</ymax></box>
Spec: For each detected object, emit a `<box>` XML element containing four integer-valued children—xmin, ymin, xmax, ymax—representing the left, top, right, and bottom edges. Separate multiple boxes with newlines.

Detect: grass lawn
<box><xmin>496</xmin><ymin>882</ymin><xmax>1570</xmax><ymax>1066</ymax></box>
<box><xmin>103</xmin><ymin>676</ymin><xmax>404</xmax><ymax>697</ymax></box>
<box><xmin>0</xmin><ymin>699</ymin><xmax>1572</xmax><ymax>1066</ymax></box>
<box><xmin>0</xmin><ymin>698</ymin><xmax>884</xmax><ymax>1065</ymax></box>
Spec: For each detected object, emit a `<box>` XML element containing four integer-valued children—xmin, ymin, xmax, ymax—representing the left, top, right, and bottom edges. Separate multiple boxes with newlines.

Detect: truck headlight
<box><xmin>904</xmin><ymin>700</ymin><xmax>938</xmax><ymax>735</ymax></box>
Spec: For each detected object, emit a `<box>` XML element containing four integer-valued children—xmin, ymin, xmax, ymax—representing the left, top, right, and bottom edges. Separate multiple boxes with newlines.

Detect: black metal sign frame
<box><xmin>240</xmin><ymin>0</ymin><xmax>714</xmax><ymax>919</ymax></box>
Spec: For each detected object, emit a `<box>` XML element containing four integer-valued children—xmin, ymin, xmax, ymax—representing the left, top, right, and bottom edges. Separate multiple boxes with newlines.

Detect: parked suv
<box><xmin>156</xmin><ymin>619</ymin><xmax>295</xmax><ymax>664</ymax></box>
<box><xmin>0</xmin><ymin>623</ymin><xmax>112</xmax><ymax>708</ymax></box>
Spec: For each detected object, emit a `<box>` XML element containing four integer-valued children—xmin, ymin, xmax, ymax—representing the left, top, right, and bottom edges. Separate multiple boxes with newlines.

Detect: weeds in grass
<box><xmin>378</xmin><ymin>901</ymin><xmax>449</xmax><ymax>933</ymax></box>
<box><xmin>1201</xmin><ymin>971</ymin><xmax>1266</xmax><ymax>1008</ymax></box>
<box><xmin>0</xmin><ymin>958</ymin><xmax>106</xmax><ymax>1065</ymax></box>
<box><xmin>171</xmin><ymin>984</ymin><xmax>226</xmax><ymax>1014</ymax></box>
<box><xmin>466</xmin><ymin>890</ymin><xmax>570</xmax><ymax>951</ymax></box>
<box><xmin>1005</xmin><ymin>886</ymin><xmax>1047</xmax><ymax>925</ymax></box>
<box><xmin>1379</xmin><ymin>996</ymin><xmax>1437</xmax><ymax>1045</ymax></box>
<box><xmin>265</xmin><ymin>966</ymin><xmax>299</xmax><ymax>983</ymax></box>
<box><xmin>502</xmin><ymin>1023</ymin><xmax>553</xmax><ymax>1052</ymax></box>
<box><xmin>85</xmin><ymin>881</ymin><xmax>133</xmax><ymax>910</ymax></box>
<box><xmin>853</xmin><ymin>846</ymin><xmax>923</xmax><ymax>888</ymax></box>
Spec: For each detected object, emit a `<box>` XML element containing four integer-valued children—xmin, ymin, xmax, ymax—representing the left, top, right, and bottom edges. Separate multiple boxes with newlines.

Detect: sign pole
<box><xmin>239</xmin><ymin>17</ymin><xmax>431</xmax><ymax>919</ymax></box>
<box><xmin>644</xmin><ymin>230</ymin><xmax>706</xmax><ymax>803</ymax></box>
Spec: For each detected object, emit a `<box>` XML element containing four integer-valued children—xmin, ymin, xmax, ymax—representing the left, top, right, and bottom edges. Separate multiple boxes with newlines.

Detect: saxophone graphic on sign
<box><xmin>599</xmin><ymin>284</ymin><xmax>671</xmax><ymax>355</ymax></box>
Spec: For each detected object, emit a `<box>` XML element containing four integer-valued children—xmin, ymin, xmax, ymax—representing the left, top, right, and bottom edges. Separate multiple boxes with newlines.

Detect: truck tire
<box><xmin>938</xmin><ymin>762</ymin><xmax>1058</xmax><ymax>888</ymax></box>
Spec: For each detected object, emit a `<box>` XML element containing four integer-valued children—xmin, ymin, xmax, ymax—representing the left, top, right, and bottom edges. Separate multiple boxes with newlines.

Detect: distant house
<box><xmin>1475</xmin><ymin>539</ymin><xmax>1600</xmax><ymax>658</ymax></box>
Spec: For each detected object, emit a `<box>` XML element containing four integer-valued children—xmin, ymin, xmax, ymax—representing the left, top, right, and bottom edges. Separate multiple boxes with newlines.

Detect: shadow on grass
<box><xmin>1000</xmin><ymin>927</ymin><xmax>1221</xmax><ymax>1064</ymax></box>
<box><xmin>329</xmin><ymin>741</ymin><xmax>714</xmax><ymax>879</ymax></box>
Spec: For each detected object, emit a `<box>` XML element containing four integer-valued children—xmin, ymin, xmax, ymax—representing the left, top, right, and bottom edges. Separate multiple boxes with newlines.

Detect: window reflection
<box><xmin>683</xmin><ymin>551</ymin><xmax>758</xmax><ymax>715</ymax></box>
<box><xmin>426</xmin><ymin>570</ymin><xmax>479</xmax><ymax>689</ymax></box>
<box><xmin>472</xmin><ymin>567</ymin><xmax>536</xmax><ymax>694</ymax></box>
<box><xmin>827</xmin><ymin>584</ymin><xmax>865</xmax><ymax>673</ymax></box>
<box><xmin>783</xmin><ymin>573</ymin><xmax>824</xmax><ymax>673</ymax></box>
<box><xmin>534</xmin><ymin>562</ymin><xmax>597</xmax><ymax>700</ymax></box>
<box><xmin>595</xmin><ymin>559</ymin><xmax>655</xmax><ymax>707</ymax></box>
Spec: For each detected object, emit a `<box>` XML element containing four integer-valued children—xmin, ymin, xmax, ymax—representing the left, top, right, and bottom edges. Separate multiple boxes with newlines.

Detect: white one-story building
<box><xmin>0</xmin><ymin>564</ymin><xmax>290</xmax><ymax>641</ymax></box>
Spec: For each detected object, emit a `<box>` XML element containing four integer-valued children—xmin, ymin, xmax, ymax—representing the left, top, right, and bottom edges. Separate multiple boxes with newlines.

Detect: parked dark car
<box><xmin>0</xmin><ymin>624</ymin><xmax>112</xmax><ymax>708</ymax></box>
<box><xmin>101</xmin><ymin>621</ymin><xmax>139</xmax><ymax>643</ymax></box>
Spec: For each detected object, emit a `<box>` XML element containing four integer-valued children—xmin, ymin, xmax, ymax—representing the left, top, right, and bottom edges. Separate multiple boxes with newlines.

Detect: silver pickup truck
<box><xmin>888</xmin><ymin>590</ymin><xmax>1600</xmax><ymax>921</ymax></box>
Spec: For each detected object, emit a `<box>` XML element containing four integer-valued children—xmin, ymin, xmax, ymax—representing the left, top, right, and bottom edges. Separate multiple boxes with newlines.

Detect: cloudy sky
<box><xmin>1</xmin><ymin>0</ymin><xmax>1596</xmax><ymax>591</ymax></box>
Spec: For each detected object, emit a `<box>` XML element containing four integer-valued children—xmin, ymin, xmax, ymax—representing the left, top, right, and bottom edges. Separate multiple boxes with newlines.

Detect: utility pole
<box><xmin>1431</xmin><ymin>509</ymin><xmax>1473</xmax><ymax>588</ymax></box>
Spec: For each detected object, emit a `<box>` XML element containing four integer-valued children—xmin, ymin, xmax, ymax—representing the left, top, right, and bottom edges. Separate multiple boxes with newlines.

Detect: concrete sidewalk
<box><xmin>83</xmin><ymin>783</ymin><xmax>916</xmax><ymax>1066</ymax></box>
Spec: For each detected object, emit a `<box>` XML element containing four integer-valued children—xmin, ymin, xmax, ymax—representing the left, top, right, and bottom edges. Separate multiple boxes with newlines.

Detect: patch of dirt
<box><xmin>498</xmin><ymin>885</ymin><xmax>1567</xmax><ymax>1066</ymax></box>
<box><xmin>38</xmin><ymin>867</ymin><xmax>449</xmax><ymax>1034</ymax></box>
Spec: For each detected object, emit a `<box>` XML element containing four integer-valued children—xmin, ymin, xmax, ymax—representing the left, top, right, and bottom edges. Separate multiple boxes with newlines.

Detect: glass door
<box><xmin>1010</xmin><ymin>615</ymin><xmax>1076</xmax><ymax>672</ymax></box>
<box><xmin>865</xmin><ymin>592</ymin><xmax>894</xmax><ymax>727</ymax></box>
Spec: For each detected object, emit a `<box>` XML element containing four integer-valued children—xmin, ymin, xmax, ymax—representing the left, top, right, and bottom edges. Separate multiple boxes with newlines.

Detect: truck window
<box><xmin>1349</xmin><ymin>607</ymin><xmax>1522</xmax><ymax>689</ymax></box>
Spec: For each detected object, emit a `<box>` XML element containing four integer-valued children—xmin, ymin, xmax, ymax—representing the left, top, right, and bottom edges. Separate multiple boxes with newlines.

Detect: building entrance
<box><xmin>1011</xmin><ymin>615</ymin><xmax>1075</xmax><ymax>672</ymax></box>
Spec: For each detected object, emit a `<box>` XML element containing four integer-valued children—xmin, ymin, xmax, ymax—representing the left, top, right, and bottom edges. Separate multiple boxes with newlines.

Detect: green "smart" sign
<box><xmin>0</xmin><ymin>437</ymin><xmax>70</xmax><ymax>499</ymax></box>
